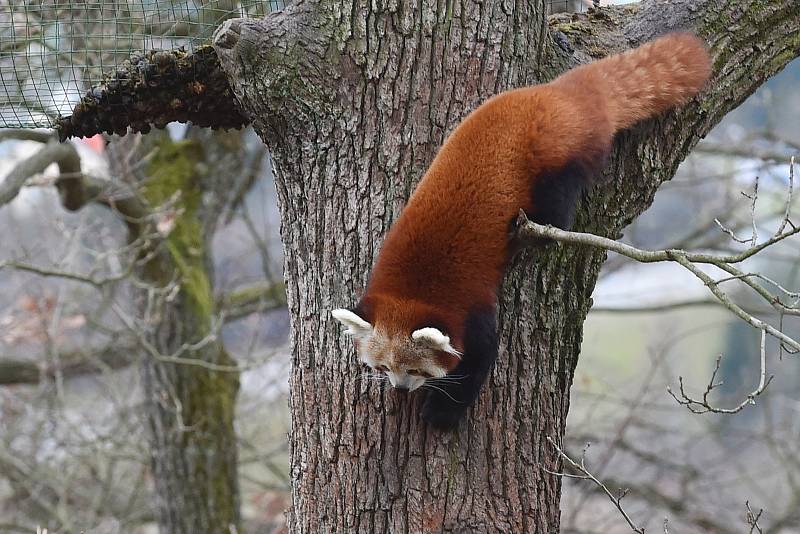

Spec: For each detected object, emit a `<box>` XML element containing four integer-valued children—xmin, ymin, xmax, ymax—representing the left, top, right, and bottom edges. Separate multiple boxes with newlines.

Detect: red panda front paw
<box><xmin>421</xmin><ymin>394</ymin><xmax>468</xmax><ymax>431</ymax></box>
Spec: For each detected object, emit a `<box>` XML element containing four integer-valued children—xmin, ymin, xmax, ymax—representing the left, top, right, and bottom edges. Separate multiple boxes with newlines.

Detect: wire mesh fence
<box><xmin>1</xmin><ymin>0</ymin><xmax>602</xmax><ymax>130</ymax></box>
<box><xmin>0</xmin><ymin>0</ymin><xmax>284</xmax><ymax>129</ymax></box>
<box><xmin>546</xmin><ymin>0</ymin><xmax>600</xmax><ymax>14</ymax></box>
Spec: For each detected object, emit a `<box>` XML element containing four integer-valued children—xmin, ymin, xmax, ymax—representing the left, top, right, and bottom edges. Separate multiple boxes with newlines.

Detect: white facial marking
<box><xmin>386</xmin><ymin>371</ymin><xmax>427</xmax><ymax>391</ymax></box>
<box><xmin>408</xmin><ymin>377</ymin><xmax>426</xmax><ymax>391</ymax></box>
<box><xmin>387</xmin><ymin>372</ymin><xmax>400</xmax><ymax>387</ymax></box>
<box><xmin>411</xmin><ymin>327</ymin><xmax>462</xmax><ymax>358</ymax></box>
<box><xmin>331</xmin><ymin>308</ymin><xmax>373</xmax><ymax>339</ymax></box>
<box><xmin>429</xmin><ymin>366</ymin><xmax>448</xmax><ymax>379</ymax></box>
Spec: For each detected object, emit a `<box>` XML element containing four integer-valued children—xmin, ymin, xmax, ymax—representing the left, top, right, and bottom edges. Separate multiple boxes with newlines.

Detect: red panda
<box><xmin>332</xmin><ymin>33</ymin><xmax>712</xmax><ymax>429</ymax></box>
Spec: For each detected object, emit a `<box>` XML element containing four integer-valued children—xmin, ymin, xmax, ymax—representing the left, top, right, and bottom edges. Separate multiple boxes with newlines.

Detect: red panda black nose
<box><xmin>394</xmin><ymin>385</ymin><xmax>410</xmax><ymax>393</ymax></box>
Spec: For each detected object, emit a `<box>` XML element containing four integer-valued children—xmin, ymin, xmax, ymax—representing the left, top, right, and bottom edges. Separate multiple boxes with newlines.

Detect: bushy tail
<box><xmin>556</xmin><ymin>32</ymin><xmax>712</xmax><ymax>131</ymax></box>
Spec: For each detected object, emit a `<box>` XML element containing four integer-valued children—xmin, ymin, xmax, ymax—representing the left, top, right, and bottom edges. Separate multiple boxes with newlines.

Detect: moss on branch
<box><xmin>143</xmin><ymin>138</ymin><xmax>214</xmax><ymax>321</ymax></box>
<box><xmin>218</xmin><ymin>281</ymin><xmax>287</xmax><ymax>320</ymax></box>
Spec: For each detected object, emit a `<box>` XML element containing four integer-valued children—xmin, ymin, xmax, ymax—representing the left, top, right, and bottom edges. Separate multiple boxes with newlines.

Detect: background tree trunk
<box><xmin>214</xmin><ymin>0</ymin><xmax>800</xmax><ymax>531</ymax></box>
<box><xmin>110</xmin><ymin>130</ymin><xmax>253</xmax><ymax>533</ymax></box>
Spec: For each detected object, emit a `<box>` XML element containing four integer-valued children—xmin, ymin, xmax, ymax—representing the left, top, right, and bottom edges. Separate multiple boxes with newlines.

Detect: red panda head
<box><xmin>331</xmin><ymin>304</ymin><xmax>461</xmax><ymax>391</ymax></box>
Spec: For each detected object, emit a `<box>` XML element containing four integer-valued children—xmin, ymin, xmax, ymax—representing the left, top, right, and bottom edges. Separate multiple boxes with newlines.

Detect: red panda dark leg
<box><xmin>525</xmin><ymin>148</ymin><xmax>610</xmax><ymax>246</ymax></box>
<box><xmin>528</xmin><ymin>159</ymin><xmax>593</xmax><ymax>235</ymax></box>
<box><xmin>421</xmin><ymin>306</ymin><xmax>498</xmax><ymax>430</ymax></box>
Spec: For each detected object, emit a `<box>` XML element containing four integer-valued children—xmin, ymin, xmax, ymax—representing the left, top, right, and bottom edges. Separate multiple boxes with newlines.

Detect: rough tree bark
<box><xmin>212</xmin><ymin>0</ymin><xmax>799</xmax><ymax>532</ymax></box>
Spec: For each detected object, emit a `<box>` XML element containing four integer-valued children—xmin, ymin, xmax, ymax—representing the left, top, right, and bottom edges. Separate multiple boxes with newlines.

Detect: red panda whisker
<box><xmin>426</xmin><ymin>375</ymin><xmax>467</xmax><ymax>382</ymax></box>
<box><xmin>427</xmin><ymin>378</ymin><xmax>465</xmax><ymax>385</ymax></box>
<box><xmin>422</xmin><ymin>383</ymin><xmax>465</xmax><ymax>405</ymax></box>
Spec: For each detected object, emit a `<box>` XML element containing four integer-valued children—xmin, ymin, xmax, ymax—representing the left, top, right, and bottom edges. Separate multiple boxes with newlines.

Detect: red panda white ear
<box><xmin>331</xmin><ymin>309</ymin><xmax>373</xmax><ymax>339</ymax></box>
<box><xmin>412</xmin><ymin>327</ymin><xmax>462</xmax><ymax>358</ymax></box>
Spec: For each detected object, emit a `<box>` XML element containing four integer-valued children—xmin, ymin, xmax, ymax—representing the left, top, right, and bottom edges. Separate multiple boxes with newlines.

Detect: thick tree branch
<box><xmin>0</xmin><ymin>343</ymin><xmax>137</xmax><ymax>386</ymax></box>
<box><xmin>0</xmin><ymin>141</ymin><xmax>81</xmax><ymax>207</ymax></box>
<box><xmin>56</xmin><ymin>47</ymin><xmax>249</xmax><ymax>140</ymax></box>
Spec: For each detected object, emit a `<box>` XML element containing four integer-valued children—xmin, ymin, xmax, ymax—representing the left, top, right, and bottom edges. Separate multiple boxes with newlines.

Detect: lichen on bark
<box><xmin>143</xmin><ymin>138</ymin><xmax>214</xmax><ymax>320</ymax></box>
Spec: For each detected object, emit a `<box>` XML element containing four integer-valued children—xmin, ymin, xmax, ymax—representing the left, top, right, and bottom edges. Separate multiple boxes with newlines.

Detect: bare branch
<box><xmin>714</xmin><ymin>216</ymin><xmax>753</xmax><ymax>245</ymax></box>
<box><xmin>218</xmin><ymin>281</ymin><xmax>286</xmax><ymax>321</ymax></box>
<box><xmin>517</xmin><ymin>215</ymin><xmax>800</xmax><ymax>352</ymax></box>
<box><xmin>745</xmin><ymin>501</ymin><xmax>764</xmax><ymax>534</ymax></box>
<box><xmin>776</xmin><ymin>156</ymin><xmax>795</xmax><ymax>235</ymax></box>
<box><xmin>744</xmin><ymin>177</ymin><xmax>759</xmax><ymax>247</ymax></box>
<box><xmin>0</xmin><ymin>259</ymin><xmax>136</xmax><ymax>287</ymax></box>
<box><xmin>693</xmin><ymin>142</ymin><xmax>798</xmax><ymax>163</ymax></box>
<box><xmin>0</xmin><ymin>129</ymin><xmax>56</xmax><ymax>144</ymax></box>
<box><xmin>520</xmin><ymin>160</ymin><xmax>799</xmax><ymax>416</ymax></box>
<box><xmin>589</xmin><ymin>299</ymin><xmax>780</xmax><ymax>316</ymax></box>
<box><xmin>667</xmin><ymin>330</ymin><xmax>773</xmax><ymax>414</ymax></box>
<box><xmin>545</xmin><ymin>437</ymin><xmax>645</xmax><ymax>534</ymax></box>
<box><xmin>110</xmin><ymin>301</ymin><xmax>243</xmax><ymax>372</ymax></box>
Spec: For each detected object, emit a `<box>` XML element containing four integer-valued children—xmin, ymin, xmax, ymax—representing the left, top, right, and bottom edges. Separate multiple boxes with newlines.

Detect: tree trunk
<box><xmin>111</xmin><ymin>131</ymin><xmax>251</xmax><ymax>533</ymax></box>
<box><xmin>213</xmin><ymin>0</ymin><xmax>799</xmax><ymax>531</ymax></box>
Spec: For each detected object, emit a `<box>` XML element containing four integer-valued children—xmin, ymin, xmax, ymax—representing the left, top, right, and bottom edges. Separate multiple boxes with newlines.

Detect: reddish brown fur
<box><xmin>358</xmin><ymin>33</ymin><xmax>711</xmax><ymax>356</ymax></box>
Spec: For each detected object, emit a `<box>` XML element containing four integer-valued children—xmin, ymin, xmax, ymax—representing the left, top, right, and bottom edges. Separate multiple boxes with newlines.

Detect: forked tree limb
<box><xmin>519</xmin><ymin>216</ymin><xmax>800</xmax><ymax>352</ymax></box>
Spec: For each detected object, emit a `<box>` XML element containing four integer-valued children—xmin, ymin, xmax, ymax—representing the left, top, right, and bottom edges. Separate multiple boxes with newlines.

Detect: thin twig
<box><xmin>741</xmin><ymin>176</ymin><xmax>759</xmax><ymax>247</ymax></box>
<box><xmin>745</xmin><ymin>501</ymin><xmax>764</xmax><ymax>534</ymax></box>
<box><xmin>544</xmin><ymin>436</ymin><xmax>645</xmax><ymax>534</ymax></box>
<box><xmin>667</xmin><ymin>330</ymin><xmax>773</xmax><ymax>414</ymax></box>
<box><xmin>776</xmin><ymin>156</ymin><xmax>795</xmax><ymax>235</ymax></box>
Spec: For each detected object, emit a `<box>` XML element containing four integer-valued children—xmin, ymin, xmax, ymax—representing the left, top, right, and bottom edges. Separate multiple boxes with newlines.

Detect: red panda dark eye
<box><xmin>375</xmin><ymin>365</ymin><xmax>389</xmax><ymax>373</ymax></box>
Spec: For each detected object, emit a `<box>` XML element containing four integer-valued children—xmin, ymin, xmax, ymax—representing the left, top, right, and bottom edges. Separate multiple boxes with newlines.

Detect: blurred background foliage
<box><xmin>567</xmin><ymin>62</ymin><xmax>800</xmax><ymax>532</ymax></box>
